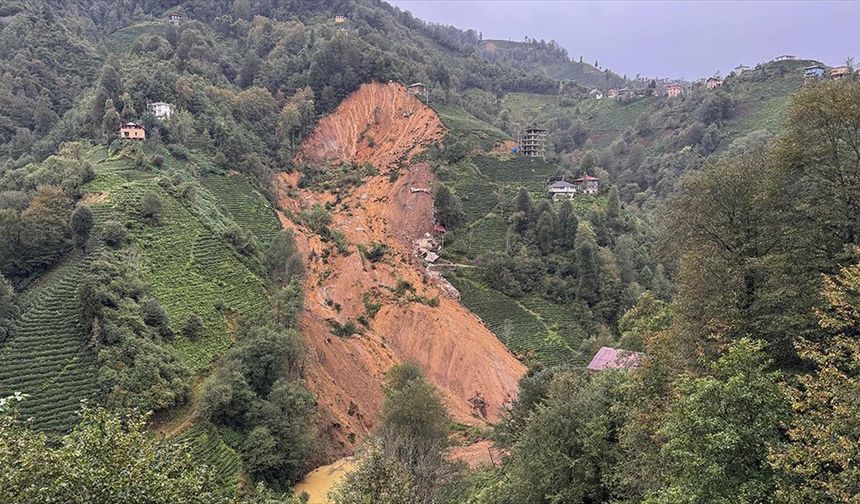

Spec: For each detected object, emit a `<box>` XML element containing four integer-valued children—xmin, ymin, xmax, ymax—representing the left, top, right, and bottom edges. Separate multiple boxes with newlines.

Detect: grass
<box><xmin>0</xmin><ymin>251</ymin><xmax>99</xmax><ymax>432</ymax></box>
<box><xmin>100</xmin><ymin>21</ymin><xmax>170</xmax><ymax>54</ymax></box>
<box><xmin>86</xmin><ymin>152</ymin><xmax>271</xmax><ymax>372</ymax></box>
<box><xmin>448</xmin><ymin>272</ymin><xmax>579</xmax><ymax>368</ymax></box>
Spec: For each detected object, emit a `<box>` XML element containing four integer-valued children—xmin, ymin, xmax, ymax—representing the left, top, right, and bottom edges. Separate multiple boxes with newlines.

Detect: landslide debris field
<box><xmin>278</xmin><ymin>82</ymin><xmax>526</xmax><ymax>457</ymax></box>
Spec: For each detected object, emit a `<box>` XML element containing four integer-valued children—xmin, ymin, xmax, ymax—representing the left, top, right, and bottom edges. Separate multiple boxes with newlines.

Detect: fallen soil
<box><xmin>276</xmin><ymin>82</ymin><xmax>526</xmax><ymax>461</ymax></box>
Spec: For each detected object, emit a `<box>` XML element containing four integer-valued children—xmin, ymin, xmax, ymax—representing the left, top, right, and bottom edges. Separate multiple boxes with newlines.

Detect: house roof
<box><xmin>148</xmin><ymin>102</ymin><xmax>171</xmax><ymax>107</ymax></box>
<box><xmin>549</xmin><ymin>180</ymin><xmax>575</xmax><ymax>189</ymax></box>
<box><xmin>575</xmin><ymin>175</ymin><xmax>599</xmax><ymax>182</ymax></box>
<box><xmin>408</xmin><ymin>82</ymin><xmax>427</xmax><ymax>88</ymax></box>
<box><xmin>433</xmin><ymin>223</ymin><xmax>448</xmax><ymax>233</ymax></box>
<box><xmin>122</xmin><ymin>122</ymin><xmax>143</xmax><ymax>128</ymax></box>
<box><xmin>707</xmin><ymin>77</ymin><xmax>722</xmax><ymax>82</ymax></box>
<box><xmin>805</xmin><ymin>65</ymin><xmax>825</xmax><ymax>70</ymax></box>
<box><xmin>587</xmin><ymin>347</ymin><xmax>644</xmax><ymax>371</ymax></box>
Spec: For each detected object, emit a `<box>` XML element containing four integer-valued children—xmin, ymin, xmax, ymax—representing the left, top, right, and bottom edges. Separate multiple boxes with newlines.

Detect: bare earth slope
<box><xmin>278</xmin><ymin>82</ymin><xmax>525</xmax><ymax>459</ymax></box>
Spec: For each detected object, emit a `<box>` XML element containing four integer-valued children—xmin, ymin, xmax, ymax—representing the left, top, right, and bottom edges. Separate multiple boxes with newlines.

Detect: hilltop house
<box><xmin>804</xmin><ymin>65</ymin><xmax>826</xmax><ymax>80</ymax></box>
<box><xmin>733</xmin><ymin>64</ymin><xmax>750</xmax><ymax>75</ymax></box>
<box><xmin>589</xmin><ymin>88</ymin><xmax>604</xmax><ymax>100</ymax></box>
<box><xmin>168</xmin><ymin>12</ymin><xmax>182</xmax><ymax>25</ymax></box>
<box><xmin>776</xmin><ymin>54</ymin><xmax>796</xmax><ymax>61</ymax></box>
<box><xmin>334</xmin><ymin>15</ymin><xmax>347</xmax><ymax>23</ymax></box>
<box><xmin>574</xmin><ymin>174</ymin><xmax>599</xmax><ymax>194</ymax></box>
<box><xmin>706</xmin><ymin>77</ymin><xmax>723</xmax><ymax>89</ymax></box>
<box><xmin>520</xmin><ymin>126</ymin><xmax>547</xmax><ymax>158</ymax></box>
<box><xmin>607</xmin><ymin>87</ymin><xmax>630</xmax><ymax>100</ymax></box>
<box><xmin>587</xmin><ymin>347</ymin><xmax>644</xmax><ymax>372</ymax></box>
<box><xmin>147</xmin><ymin>102</ymin><xmax>174</xmax><ymax>119</ymax></box>
<box><xmin>830</xmin><ymin>66</ymin><xmax>850</xmax><ymax>80</ymax></box>
<box><xmin>666</xmin><ymin>83</ymin><xmax>683</xmax><ymax>98</ymax></box>
<box><xmin>547</xmin><ymin>180</ymin><xmax>576</xmax><ymax>200</ymax></box>
<box><xmin>120</xmin><ymin>122</ymin><xmax>145</xmax><ymax>140</ymax></box>
<box><xmin>407</xmin><ymin>82</ymin><xmax>428</xmax><ymax>100</ymax></box>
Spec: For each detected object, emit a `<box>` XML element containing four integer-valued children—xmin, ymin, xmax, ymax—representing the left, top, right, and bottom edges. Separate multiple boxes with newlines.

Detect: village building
<box><xmin>666</xmin><ymin>83</ymin><xmax>684</xmax><ymax>98</ymax></box>
<box><xmin>607</xmin><ymin>88</ymin><xmax>619</xmax><ymax>99</ymax></box>
<box><xmin>706</xmin><ymin>77</ymin><xmax>723</xmax><ymax>89</ymax></box>
<box><xmin>147</xmin><ymin>102</ymin><xmax>174</xmax><ymax>119</ymax></box>
<box><xmin>587</xmin><ymin>347</ymin><xmax>644</xmax><ymax>372</ymax></box>
<box><xmin>520</xmin><ymin>126</ymin><xmax>547</xmax><ymax>158</ymax></box>
<box><xmin>804</xmin><ymin>65</ymin><xmax>827</xmax><ymax>80</ymax></box>
<box><xmin>168</xmin><ymin>12</ymin><xmax>182</xmax><ymax>26</ymax></box>
<box><xmin>589</xmin><ymin>88</ymin><xmax>604</xmax><ymax>100</ymax></box>
<box><xmin>119</xmin><ymin>122</ymin><xmax>145</xmax><ymax>141</ymax></box>
<box><xmin>406</xmin><ymin>82</ymin><xmax>429</xmax><ymax>100</ymax></box>
<box><xmin>334</xmin><ymin>15</ymin><xmax>347</xmax><ymax>24</ymax></box>
<box><xmin>733</xmin><ymin>64</ymin><xmax>750</xmax><ymax>75</ymax></box>
<box><xmin>574</xmin><ymin>174</ymin><xmax>599</xmax><ymax>194</ymax></box>
<box><xmin>830</xmin><ymin>66</ymin><xmax>850</xmax><ymax>80</ymax></box>
<box><xmin>547</xmin><ymin>180</ymin><xmax>576</xmax><ymax>200</ymax></box>
<box><xmin>776</xmin><ymin>54</ymin><xmax>796</xmax><ymax>61</ymax></box>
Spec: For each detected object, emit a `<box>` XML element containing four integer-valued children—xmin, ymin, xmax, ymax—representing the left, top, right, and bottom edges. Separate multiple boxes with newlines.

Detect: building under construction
<box><xmin>520</xmin><ymin>126</ymin><xmax>547</xmax><ymax>158</ymax></box>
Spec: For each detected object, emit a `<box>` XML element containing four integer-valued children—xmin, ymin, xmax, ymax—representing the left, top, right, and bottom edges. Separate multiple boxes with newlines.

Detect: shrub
<box><xmin>151</xmin><ymin>155</ymin><xmax>164</xmax><ymax>168</ymax></box>
<box><xmin>69</xmin><ymin>205</ymin><xmax>94</xmax><ymax>250</ymax></box>
<box><xmin>181</xmin><ymin>314</ymin><xmax>204</xmax><ymax>341</ymax></box>
<box><xmin>101</xmin><ymin>220</ymin><xmax>128</xmax><ymax>248</ymax></box>
<box><xmin>140</xmin><ymin>191</ymin><xmax>163</xmax><ymax>223</ymax></box>
<box><xmin>362</xmin><ymin>242</ymin><xmax>388</xmax><ymax>262</ymax></box>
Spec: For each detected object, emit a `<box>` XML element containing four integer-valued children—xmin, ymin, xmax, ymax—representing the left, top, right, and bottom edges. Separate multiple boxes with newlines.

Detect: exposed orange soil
<box><xmin>276</xmin><ymin>83</ymin><xmax>526</xmax><ymax>460</ymax></box>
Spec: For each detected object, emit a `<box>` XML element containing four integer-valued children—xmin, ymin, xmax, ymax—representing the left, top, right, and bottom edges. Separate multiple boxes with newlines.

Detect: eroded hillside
<box><xmin>277</xmin><ymin>82</ymin><xmax>526</xmax><ymax>458</ymax></box>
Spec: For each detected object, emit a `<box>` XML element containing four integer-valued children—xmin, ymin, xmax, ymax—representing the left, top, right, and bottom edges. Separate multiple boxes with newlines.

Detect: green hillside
<box><xmin>0</xmin><ymin>252</ymin><xmax>99</xmax><ymax>432</ymax></box>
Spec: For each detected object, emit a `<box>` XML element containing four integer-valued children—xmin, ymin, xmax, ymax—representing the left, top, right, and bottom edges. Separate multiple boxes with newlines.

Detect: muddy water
<box><xmin>293</xmin><ymin>458</ymin><xmax>355</xmax><ymax>504</ymax></box>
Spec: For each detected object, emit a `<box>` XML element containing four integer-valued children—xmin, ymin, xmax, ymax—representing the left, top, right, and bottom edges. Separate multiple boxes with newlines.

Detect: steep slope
<box><xmin>278</xmin><ymin>82</ymin><xmax>526</xmax><ymax>458</ymax></box>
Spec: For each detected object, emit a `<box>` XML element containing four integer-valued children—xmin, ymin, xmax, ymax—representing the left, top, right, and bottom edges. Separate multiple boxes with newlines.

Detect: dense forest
<box><xmin>1</xmin><ymin>0</ymin><xmax>859</xmax><ymax>502</ymax></box>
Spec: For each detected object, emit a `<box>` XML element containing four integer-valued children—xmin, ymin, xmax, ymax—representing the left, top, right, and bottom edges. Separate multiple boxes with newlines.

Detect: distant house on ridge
<box><xmin>706</xmin><ymin>77</ymin><xmax>723</xmax><ymax>89</ymax></box>
<box><xmin>587</xmin><ymin>347</ymin><xmax>644</xmax><ymax>372</ymax></box>
<box><xmin>733</xmin><ymin>64</ymin><xmax>750</xmax><ymax>75</ymax></box>
<box><xmin>120</xmin><ymin>122</ymin><xmax>145</xmax><ymax>140</ymax></box>
<box><xmin>547</xmin><ymin>180</ymin><xmax>576</xmax><ymax>200</ymax></box>
<box><xmin>804</xmin><ymin>65</ymin><xmax>826</xmax><ymax>80</ymax></box>
<box><xmin>147</xmin><ymin>102</ymin><xmax>174</xmax><ymax>119</ymax></box>
<box><xmin>574</xmin><ymin>174</ymin><xmax>599</xmax><ymax>194</ymax></box>
<box><xmin>830</xmin><ymin>66</ymin><xmax>850</xmax><ymax>80</ymax></box>
<box><xmin>666</xmin><ymin>83</ymin><xmax>683</xmax><ymax>98</ymax></box>
<box><xmin>407</xmin><ymin>82</ymin><xmax>429</xmax><ymax>100</ymax></box>
<box><xmin>168</xmin><ymin>12</ymin><xmax>183</xmax><ymax>25</ymax></box>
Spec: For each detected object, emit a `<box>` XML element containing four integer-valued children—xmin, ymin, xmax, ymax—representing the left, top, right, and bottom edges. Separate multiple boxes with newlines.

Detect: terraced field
<box><xmin>0</xmin><ymin>252</ymin><xmax>99</xmax><ymax>432</ymax></box>
<box><xmin>449</xmin><ymin>273</ymin><xmax>579</xmax><ymax>367</ymax></box>
<box><xmin>202</xmin><ymin>174</ymin><xmax>281</xmax><ymax>249</ymax></box>
<box><xmin>86</xmin><ymin>158</ymin><xmax>271</xmax><ymax>372</ymax></box>
<box><xmin>174</xmin><ymin>423</ymin><xmax>242</xmax><ymax>494</ymax></box>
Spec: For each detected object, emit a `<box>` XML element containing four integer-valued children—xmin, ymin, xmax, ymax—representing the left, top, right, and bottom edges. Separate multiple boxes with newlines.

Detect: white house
<box><xmin>548</xmin><ymin>180</ymin><xmax>577</xmax><ymax>200</ymax></box>
<box><xmin>147</xmin><ymin>102</ymin><xmax>174</xmax><ymax>119</ymax></box>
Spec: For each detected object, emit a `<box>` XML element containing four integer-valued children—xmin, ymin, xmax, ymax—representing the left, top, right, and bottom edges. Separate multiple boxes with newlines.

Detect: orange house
<box><xmin>120</xmin><ymin>122</ymin><xmax>146</xmax><ymax>140</ymax></box>
<box><xmin>666</xmin><ymin>84</ymin><xmax>683</xmax><ymax>97</ymax></box>
<box><xmin>706</xmin><ymin>77</ymin><xmax>723</xmax><ymax>89</ymax></box>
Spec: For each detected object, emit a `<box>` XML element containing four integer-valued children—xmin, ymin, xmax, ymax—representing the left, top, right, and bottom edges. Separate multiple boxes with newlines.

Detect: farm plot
<box><xmin>87</xmin><ymin>171</ymin><xmax>271</xmax><ymax>372</ymax></box>
<box><xmin>0</xmin><ymin>252</ymin><xmax>99</xmax><ymax>432</ymax></box>
<box><xmin>202</xmin><ymin>174</ymin><xmax>281</xmax><ymax>249</ymax></box>
<box><xmin>471</xmin><ymin>156</ymin><xmax>561</xmax><ymax>192</ymax></box>
<box><xmin>174</xmin><ymin>423</ymin><xmax>242</xmax><ymax>495</ymax></box>
<box><xmin>449</xmin><ymin>273</ymin><xmax>577</xmax><ymax>367</ymax></box>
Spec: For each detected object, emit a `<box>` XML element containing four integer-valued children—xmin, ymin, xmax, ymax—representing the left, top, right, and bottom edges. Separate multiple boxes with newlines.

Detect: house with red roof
<box><xmin>587</xmin><ymin>346</ymin><xmax>644</xmax><ymax>372</ymax></box>
<box><xmin>574</xmin><ymin>174</ymin><xmax>599</xmax><ymax>194</ymax></box>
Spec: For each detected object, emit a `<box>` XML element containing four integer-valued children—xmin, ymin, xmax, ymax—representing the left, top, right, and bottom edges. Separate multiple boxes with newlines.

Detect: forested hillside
<box><xmin>1</xmin><ymin>0</ymin><xmax>859</xmax><ymax>502</ymax></box>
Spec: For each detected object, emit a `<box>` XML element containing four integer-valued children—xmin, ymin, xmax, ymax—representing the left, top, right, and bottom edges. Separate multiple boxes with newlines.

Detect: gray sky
<box><xmin>387</xmin><ymin>0</ymin><xmax>858</xmax><ymax>80</ymax></box>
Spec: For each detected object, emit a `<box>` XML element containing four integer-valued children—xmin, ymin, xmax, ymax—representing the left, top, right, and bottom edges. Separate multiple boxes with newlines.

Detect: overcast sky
<box><xmin>386</xmin><ymin>0</ymin><xmax>858</xmax><ymax>80</ymax></box>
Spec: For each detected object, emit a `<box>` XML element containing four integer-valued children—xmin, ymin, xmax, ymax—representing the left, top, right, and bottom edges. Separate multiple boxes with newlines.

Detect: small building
<box><xmin>706</xmin><ymin>77</ymin><xmax>723</xmax><ymax>89</ymax></box>
<box><xmin>589</xmin><ymin>88</ymin><xmax>604</xmax><ymax>100</ymax></box>
<box><xmin>547</xmin><ymin>180</ymin><xmax>576</xmax><ymax>200</ymax></box>
<box><xmin>520</xmin><ymin>126</ymin><xmax>547</xmax><ymax>158</ymax></box>
<box><xmin>574</xmin><ymin>174</ymin><xmax>599</xmax><ymax>194</ymax></box>
<box><xmin>433</xmin><ymin>223</ymin><xmax>448</xmax><ymax>235</ymax></box>
<box><xmin>119</xmin><ymin>122</ymin><xmax>145</xmax><ymax>141</ymax></box>
<box><xmin>334</xmin><ymin>15</ymin><xmax>347</xmax><ymax>24</ymax></box>
<box><xmin>830</xmin><ymin>66</ymin><xmax>850</xmax><ymax>80</ymax></box>
<box><xmin>407</xmin><ymin>82</ymin><xmax>429</xmax><ymax>100</ymax></box>
<box><xmin>168</xmin><ymin>12</ymin><xmax>182</xmax><ymax>26</ymax></box>
<box><xmin>607</xmin><ymin>88</ymin><xmax>619</xmax><ymax>99</ymax></box>
<box><xmin>776</xmin><ymin>54</ymin><xmax>796</xmax><ymax>61</ymax></box>
<box><xmin>666</xmin><ymin>83</ymin><xmax>684</xmax><ymax>98</ymax></box>
<box><xmin>587</xmin><ymin>346</ymin><xmax>644</xmax><ymax>372</ymax></box>
<box><xmin>147</xmin><ymin>102</ymin><xmax>174</xmax><ymax>119</ymax></box>
<box><xmin>733</xmin><ymin>64</ymin><xmax>750</xmax><ymax>75</ymax></box>
<box><xmin>805</xmin><ymin>65</ymin><xmax>827</xmax><ymax>79</ymax></box>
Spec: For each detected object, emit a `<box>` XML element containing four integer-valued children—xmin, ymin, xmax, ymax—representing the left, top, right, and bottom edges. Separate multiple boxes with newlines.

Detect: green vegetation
<box><xmin>203</xmin><ymin>175</ymin><xmax>280</xmax><ymax>248</ymax></box>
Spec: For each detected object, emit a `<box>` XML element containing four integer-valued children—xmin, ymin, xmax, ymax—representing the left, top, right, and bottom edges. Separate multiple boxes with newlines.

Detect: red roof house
<box><xmin>587</xmin><ymin>346</ymin><xmax>644</xmax><ymax>371</ymax></box>
<box><xmin>433</xmin><ymin>223</ymin><xmax>448</xmax><ymax>234</ymax></box>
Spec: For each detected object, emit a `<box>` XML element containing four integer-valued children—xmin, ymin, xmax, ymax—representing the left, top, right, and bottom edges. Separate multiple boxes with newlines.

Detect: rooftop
<box><xmin>575</xmin><ymin>175</ymin><xmax>599</xmax><ymax>182</ymax></box>
<box><xmin>549</xmin><ymin>180</ymin><xmax>575</xmax><ymax>189</ymax></box>
<box><xmin>587</xmin><ymin>347</ymin><xmax>644</xmax><ymax>371</ymax></box>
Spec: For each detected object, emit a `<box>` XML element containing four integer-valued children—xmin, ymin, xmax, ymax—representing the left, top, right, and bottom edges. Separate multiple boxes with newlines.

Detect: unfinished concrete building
<box><xmin>520</xmin><ymin>126</ymin><xmax>547</xmax><ymax>158</ymax></box>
